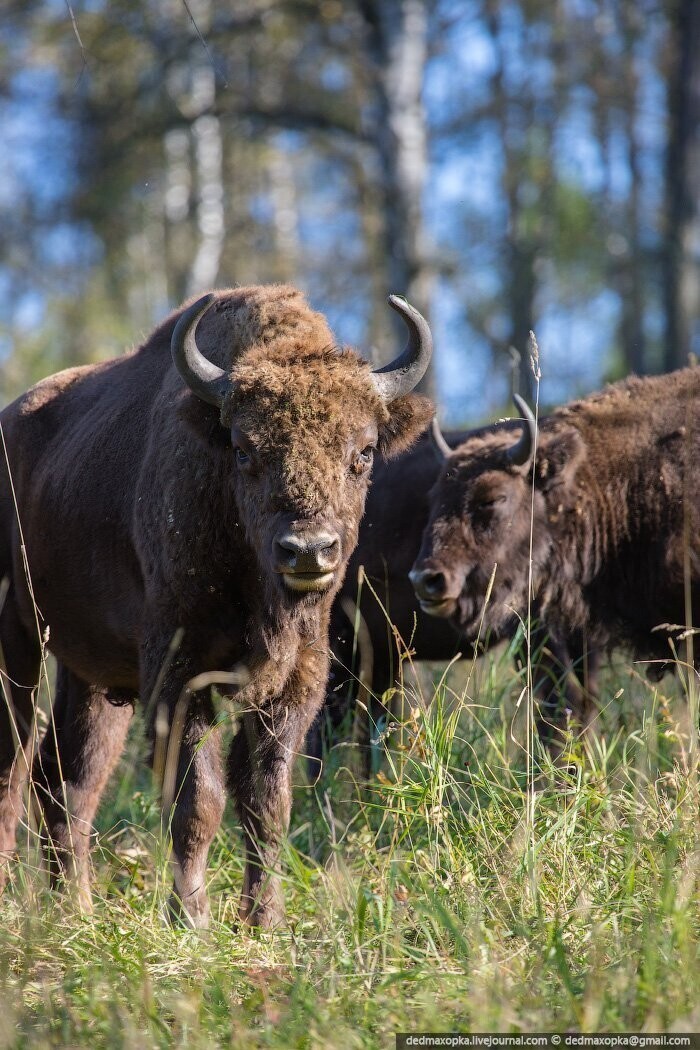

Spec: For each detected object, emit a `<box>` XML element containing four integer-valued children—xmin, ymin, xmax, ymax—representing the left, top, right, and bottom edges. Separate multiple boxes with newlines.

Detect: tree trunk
<box><xmin>186</xmin><ymin>0</ymin><xmax>225</xmax><ymax>296</ymax></box>
<box><xmin>358</xmin><ymin>0</ymin><xmax>435</xmax><ymax>394</ymax></box>
<box><xmin>486</xmin><ymin>1</ymin><xmax>540</xmax><ymax>404</ymax></box>
<box><xmin>663</xmin><ymin>0</ymin><xmax>700</xmax><ymax>371</ymax></box>
<box><xmin>618</xmin><ymin>0</ymin><xmax>646</xmax><ymax>375</ymax></box>
<box><xmin>508</xmin><ymin>240</ymin><xmax>537</xmax><ymax>400</ymax></box>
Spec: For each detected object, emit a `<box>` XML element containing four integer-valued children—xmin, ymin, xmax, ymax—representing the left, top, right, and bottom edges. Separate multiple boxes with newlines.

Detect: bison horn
<box><xmin>171</xmin><ymin>293</ymin><xmax>232</xmax><ymax>408</ymax></box>
<box><xmin>371</xmin><ymin>295</ymin><xmax>433</xmax><ymax>402</ymax></box>
<box><xmin>430</xmin><ymin>416</ymin><xmax>452</xmax><ymax>461</ymax></box>
<box><xmin>507</xmin><ymin>393</ymin><xmax>537</xmax><ymax>466</ymax></box>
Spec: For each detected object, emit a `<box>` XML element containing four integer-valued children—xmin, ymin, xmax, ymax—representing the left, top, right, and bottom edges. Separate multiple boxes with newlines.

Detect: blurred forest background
<box><xmin>0</xmin><ymin>0</ymin><xmax>698</xmax><ymax>421</ymax></box>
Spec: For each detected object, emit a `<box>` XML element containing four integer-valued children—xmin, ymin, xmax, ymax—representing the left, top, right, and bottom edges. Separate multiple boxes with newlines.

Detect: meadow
<box><xmin>1</xmin><ymin>627</ymin><xmax>699</xmax><ymax>1049</ymax></box>
<box><xmin>3</xmin><ymin>3</ymin><xmax>698</xmax><ymax>1045</ymax></box>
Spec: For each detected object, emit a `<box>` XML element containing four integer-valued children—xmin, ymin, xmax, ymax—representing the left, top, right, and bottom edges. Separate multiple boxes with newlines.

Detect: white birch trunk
<box><xmin>361</xmin><ymin>0</ymin><xmax>435</xmax><ymax>390</ymax></box>
<box><xmin>186</xmin><ymin>0</ymin><xmax>225</xmax><ymax>295</ymax></box>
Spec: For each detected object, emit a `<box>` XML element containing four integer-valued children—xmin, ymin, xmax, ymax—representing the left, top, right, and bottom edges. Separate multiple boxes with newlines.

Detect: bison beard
<box><xmin>411</xmin><ymin>368</ymin><xmax>700</xmax><ymax>690</ymax></box>
<box><xmin>0</xmin><ymin>284</ymin><xmax>434</xmax><ymax>927</ymax></box>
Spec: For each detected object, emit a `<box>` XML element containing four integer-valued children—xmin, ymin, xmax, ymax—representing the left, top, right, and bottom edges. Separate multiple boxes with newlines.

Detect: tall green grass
<box><xmin>1</xmin><ymin>641</ymin><xmax>699</xmax><ymax>1048</ymax></box>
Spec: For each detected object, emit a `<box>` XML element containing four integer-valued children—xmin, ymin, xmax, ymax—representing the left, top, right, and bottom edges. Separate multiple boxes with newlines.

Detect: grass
<box><xmin>1</xmin><ymin>641</ymin><xmax>700</xmax><ymax>1048</ymax></box>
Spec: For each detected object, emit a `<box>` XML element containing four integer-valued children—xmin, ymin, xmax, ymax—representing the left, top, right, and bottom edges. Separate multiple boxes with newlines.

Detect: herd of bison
<box><xmin>0</xmin><ymin>284</ymin><xmax>698</xmax><ymax>928</ymax></box>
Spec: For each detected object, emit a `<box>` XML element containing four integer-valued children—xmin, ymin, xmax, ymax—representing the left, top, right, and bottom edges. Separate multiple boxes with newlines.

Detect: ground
<box><xmin>1</xmin><ymin>638</ymin><xmax>699</xmax><ymax>1049</ymax></box>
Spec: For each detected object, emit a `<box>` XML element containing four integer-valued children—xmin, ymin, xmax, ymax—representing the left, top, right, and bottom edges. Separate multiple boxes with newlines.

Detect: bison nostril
<box><xmin>275</xmin><ymin>531</ymin><xmax>341</xmax><ymax>574</ymax></box>
<box><xmin>423</xmin><ymin>572</ymin><xmax>446</xmax><ymax>597</ymax></box>
<box><xmin>409</xmin><ymin>568</ymin><xmax>447</xmax><ymax>601</ymax></box>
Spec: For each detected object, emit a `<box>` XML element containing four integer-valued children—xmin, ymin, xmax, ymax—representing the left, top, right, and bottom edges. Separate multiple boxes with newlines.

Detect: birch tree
<box><xmin>356</xmin><ymin>0</ymin><xmax>436</xmax><ymax>390</ymax></box>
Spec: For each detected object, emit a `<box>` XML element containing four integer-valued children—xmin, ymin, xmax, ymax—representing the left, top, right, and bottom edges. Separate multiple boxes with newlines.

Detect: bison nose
<box><xmin>409</xmin><ymin>568</ymin><xmax>448</xmax><ymax>602</ymax></box>
<box><xmin>274</xmin><ymin>531</ymin><xmax>341</xmax><ymax>575</ymax></box>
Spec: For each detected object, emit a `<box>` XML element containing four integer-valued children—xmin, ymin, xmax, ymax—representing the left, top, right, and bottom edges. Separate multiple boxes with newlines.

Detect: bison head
<box><xmin>410</xmin><ymin>399</ymin><xmax>584</xmax><ymax>643</ymax></box>
<box><xmin>172</xmin><ymin>287</ymin><xmax>434</xmax><ymax>607</ymax></box>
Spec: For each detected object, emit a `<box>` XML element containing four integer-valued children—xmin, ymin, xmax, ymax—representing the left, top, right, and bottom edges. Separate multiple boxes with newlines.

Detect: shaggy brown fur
<box><xmin>0</xmin><ymin>284</ymin><xmax>433</xmax><ymax>927</ymax></box>
<box><xmin>411</xmin><ymin>368</ymin><xmax>700</xmax><ymax>681</ymax></box>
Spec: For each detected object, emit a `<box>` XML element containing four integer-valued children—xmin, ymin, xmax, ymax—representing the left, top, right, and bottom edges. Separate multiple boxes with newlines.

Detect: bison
<box><xmin>0</xmin><ymin>284</ymin><xmax>434</xmax><ymax>927</ymax></box>
<box><xmin>313</xmin><ymin>423</ymin><xmax>600</xmax><ymax>774</ymax></box>
<box><xmin>410</xmin><ymin>369</ymin><xmax>700</xmax><ymax>692</ymax></box>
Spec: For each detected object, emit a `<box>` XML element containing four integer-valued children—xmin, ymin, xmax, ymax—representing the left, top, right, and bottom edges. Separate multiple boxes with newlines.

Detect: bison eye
<box><xmin>350</xmin><ymin>446</ymin><xmax>375</xmax><ymax>476</ymax></box>
<box><xmin>476</xmin><ymin>494</ymin><xmax>506</xmax><ymax>510</ymax></box>
<box><xmin>234</xmin><ymin>447</ymin><xmax>250</xmax><ymax>466</ymax></box>
<box><xmin>356</xmin><ymin>446</ymin><xmax>375</xmax><ymax>470</ymax></box>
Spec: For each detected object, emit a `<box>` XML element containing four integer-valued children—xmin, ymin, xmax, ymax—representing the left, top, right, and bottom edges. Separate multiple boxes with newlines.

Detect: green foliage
<box><xmin>1</xmin><ymin>279</ymin><xmax>136</xmax><ymax>403</ymax></box>
<box><xmin>2</xmin><ymin>0</ymin><xmax>689</xmax><ymax>414</ymax></box>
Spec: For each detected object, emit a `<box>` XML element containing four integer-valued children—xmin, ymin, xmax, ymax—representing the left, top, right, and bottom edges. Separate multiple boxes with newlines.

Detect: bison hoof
<box><xmin>73</xmin><ymin>877</ymin><xmax>94</xmax><ymax>914</ymax></box>
<box><xmin>239</xmin><ymin>894</ymin><xmax>285</xmax><ymax>930</ymax></box>
<box><xmin>167</xmin><ymin>890</ymin><xmax>211</xmax><ymax>930</ymax></box>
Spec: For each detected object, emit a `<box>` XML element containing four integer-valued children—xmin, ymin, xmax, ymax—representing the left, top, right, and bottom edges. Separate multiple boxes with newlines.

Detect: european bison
<box><xmin>0</xmin><ymin>285</ymin><xmax>434</xmax><ymax>927</ymax></box>
<box><xmin>410</xmin><ymin>370</ymin><xmax>700</xmax><ymax>688</ymax></box>
<box><xmin>313</xmin><ymin>424</ymin><xmax>600</xmax><ymax>774</ymax></box>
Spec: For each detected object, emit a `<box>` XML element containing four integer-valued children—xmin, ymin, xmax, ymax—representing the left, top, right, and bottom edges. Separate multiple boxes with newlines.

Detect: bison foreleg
<box><xmin>162</xmin><ymin>701</ymin><xmax>225</xmax><ymax>930</ymax></box>
<box><xmin>143</xmin><ymin>644</ymin><xmax>227</xmax><ymax>930</ymax></box>
<box><xmin>34</xmin><ymin>666</ymin><xmax>133</xmax><ymax>911</ymax></box>
<box><xmin>228</xmin><ymin>707</ymin><xmax>302</xmax><ymax>928</ymax></box>
<box><xmin>229</xmin><ymin>656</ymin><xmax>326</xmax><ymax>929</ymax></box>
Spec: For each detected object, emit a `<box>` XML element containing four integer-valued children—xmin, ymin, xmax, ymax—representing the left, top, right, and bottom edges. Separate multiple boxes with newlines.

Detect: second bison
<box><xmin>411</xmin><ymin>369</ymin><xmax>700</xmax><ymax>683</ymax></box>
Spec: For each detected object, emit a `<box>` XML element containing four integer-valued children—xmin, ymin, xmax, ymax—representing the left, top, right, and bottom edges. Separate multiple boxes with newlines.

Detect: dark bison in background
<box><xmin>411</xmin><ymin>370</ymin><xmax>700</xmax><ymax>687</ymax></box>
<box><xmin>314</xmin><ymin>422</ymin><xmax>600</xmax><ymax>775</ymax></box>
<box><xmin>0</xmin><ymin>284</ymin><xmax>434</xmax><ymax>927</ymax></box>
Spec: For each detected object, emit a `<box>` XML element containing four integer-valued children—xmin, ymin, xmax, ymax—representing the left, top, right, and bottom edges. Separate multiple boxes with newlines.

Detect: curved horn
<box><xmin>430</xmin><ymin>416</ymin><xmax>451</xmax><ymax>462</ymax></box>
<box><xmin>507</xmin><ymin>393</ymin><xmax>537</xmax><ymax>466</ymax></box>
<box><xmin>370</xmin><ymin>295</ymin><xmax>433</xmax><ymax>402</ymax></box>
<box><xmin>171</xmin><ymin>293</ymin><xmax>231</xmax><ymax>408</ymax></box>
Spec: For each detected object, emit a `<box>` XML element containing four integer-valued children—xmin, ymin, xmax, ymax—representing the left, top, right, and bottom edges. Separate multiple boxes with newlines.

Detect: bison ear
<box><xmin>177</xmin><ymin>391</ymin><xmax>231</xmax><ymax>448</ymax></box>
<box><xmin>535</xmin><ymin>426</ymin><xmax>585</xmax><ymax>490</ymax></box>
<box><xmin>377</xmin><ymin>394</ymin><xmax>435</xmax><ymax>460</ymax></box>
